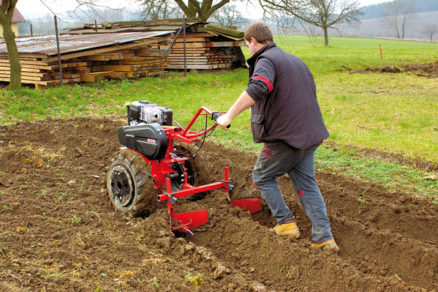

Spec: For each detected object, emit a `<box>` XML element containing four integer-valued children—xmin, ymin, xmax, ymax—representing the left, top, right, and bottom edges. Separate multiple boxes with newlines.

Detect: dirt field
<box><xmin>348</xmin><ymin>61</ymin><xmax>438</xmax><ymax>79</ymax></box>
<box><xmin>0</xmin><ymin>118</ymin><xmax>437</xmax><ymax>291</ymax></box>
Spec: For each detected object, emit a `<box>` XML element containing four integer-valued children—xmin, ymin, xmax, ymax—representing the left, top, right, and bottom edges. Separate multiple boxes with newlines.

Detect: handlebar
<box><xmin>181</xmin><ymin>107</ymin><xmax>230</xmax><ymax>139</ymax></box>
<box><xmin>211</xmin><ymin>112</ymin><xmax>222</xmax><ymax>121</ymax></box>
<box><xmin>211</xmin><ymin>112</ymin><xmax>231</xmax><ymax>129</ymax></box>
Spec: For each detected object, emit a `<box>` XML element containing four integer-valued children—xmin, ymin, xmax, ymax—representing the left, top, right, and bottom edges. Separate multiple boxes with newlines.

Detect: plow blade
<box><xmin>231</xmin><ymin>198</ymin><xmax>262</xmax><ymax>214</ymax></box>
<box><xmin>171</xmin><ymin>209</ymin><xmax>208</xmax><ymax>233</ymax></box>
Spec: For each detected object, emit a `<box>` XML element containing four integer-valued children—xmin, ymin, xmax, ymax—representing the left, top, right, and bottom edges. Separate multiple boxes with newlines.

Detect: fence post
<box><xmin>379</xmin><ymin>44</ymin><xmax>383</xmax><ymax>61</ymax></box>
<box><xmin>54</xmin><ymin>15</ymin><xmax>63</xmax><ymax>85</ymax></box>
<box><xmin>183</xmin><ymin>15</ymin><xmax>187</xmax><ymax>76</ymax></box>
<box><xmin>30</xmin><ymin>23</ymin><xmax>33</xmax><ymax>37</ymax></box>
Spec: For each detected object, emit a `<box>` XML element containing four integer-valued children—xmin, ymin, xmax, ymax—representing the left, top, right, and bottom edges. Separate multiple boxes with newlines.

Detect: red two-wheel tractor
<box><xmin>107</xmin><ymin>101</ymin><xmax>261</xmax><ymax>234</ymax></box>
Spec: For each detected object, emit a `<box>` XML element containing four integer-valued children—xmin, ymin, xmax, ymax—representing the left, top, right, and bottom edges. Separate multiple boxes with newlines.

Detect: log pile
<box><xmin>0</xmin><ymin>32</ymin><xmax>172</xmax><ymax>87</ymax></box>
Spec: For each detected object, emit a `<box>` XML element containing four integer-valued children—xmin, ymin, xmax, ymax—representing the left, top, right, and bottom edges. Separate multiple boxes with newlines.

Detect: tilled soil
<box><xmin>0</xmin><ymin>118</ymin><xmax>437</xmax><ymax>291</ymax></box>
<box><xmin>348</xmin><ymin>61</ymin><xmax>438</xmax><ymax>78</ymax></box>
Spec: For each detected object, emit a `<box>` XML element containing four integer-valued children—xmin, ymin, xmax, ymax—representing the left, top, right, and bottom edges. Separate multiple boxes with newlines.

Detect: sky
<box><xmin>16</xmin><ymin>0</ymin><xmax>392</xmax><ymax>21</ymax></box>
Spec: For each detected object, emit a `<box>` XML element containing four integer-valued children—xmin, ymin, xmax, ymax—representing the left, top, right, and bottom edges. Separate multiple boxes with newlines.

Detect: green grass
<box><xmin>318</xmin><ymin>72</ymin><xmax>438</xmax><ymax>161</ymax></box>
<box><xmin>268</xmin><ymin>35</ymin><xmax>438</xmax><ymax>74</ymax></box>
<box><xmin>315</xmin><ymin>146</ymin><xmax>437</xmax><ymax>197</ymax></box>
<box><xmin>0</xmin><ymin>70</ymin><xmax>248</xmax><ymax>125</ymax></box>
<box><xmin>0</xmin><ymin>35</ymin><xmax>437</xmax><ymax>198</ymax></box>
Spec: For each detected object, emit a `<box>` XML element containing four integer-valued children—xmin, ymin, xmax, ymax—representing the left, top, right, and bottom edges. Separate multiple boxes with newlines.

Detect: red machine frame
<box><xmin>130</xmin><ymin>107</ymin><xmax>261</xmax><ymax>234</ymax></box>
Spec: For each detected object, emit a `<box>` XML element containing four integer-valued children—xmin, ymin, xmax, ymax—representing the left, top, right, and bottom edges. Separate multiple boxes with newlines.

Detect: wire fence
<box><xmin>18</xmin><ymin>20</ymin><xmax>85</xmax><ymax>37</ymax></box>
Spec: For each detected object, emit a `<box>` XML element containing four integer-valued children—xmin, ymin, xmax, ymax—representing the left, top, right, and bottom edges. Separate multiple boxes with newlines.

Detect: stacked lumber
<box><xmin>167</xmin><ymin>32</ymin><xmax>244</xmax><ymax>70</ymax></box>
<box><xmin>0</xmin><ymin>33</ymin><xmax>171</xmax><ymax>87</ymax></box>
<box><xmin>64</xmin><ymin>21</ymin><xmax>247</xmax><ymax>71</ymax></box>
<box><xmin>0</xmin><ymin>56</ymin><xmax>84</xmax><ymax>86</ymax></box>
<box><xmin>75</xmin><ymin>46</ymin><xmax>168</xmax><ymax>83</ymax></box>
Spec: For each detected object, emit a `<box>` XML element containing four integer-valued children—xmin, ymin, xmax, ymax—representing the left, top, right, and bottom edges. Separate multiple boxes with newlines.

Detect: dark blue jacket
<box><xmin>245</xmin><ymin>42</ymin><xmax>329</xmax><ymax>149</ymax></box>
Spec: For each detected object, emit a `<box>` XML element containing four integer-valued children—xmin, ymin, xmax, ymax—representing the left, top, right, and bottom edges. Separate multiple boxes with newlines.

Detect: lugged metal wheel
<box><xmin>107</xmin><ymin>149</ymin><xmax>157</xmax><ymax>215</ymax></box>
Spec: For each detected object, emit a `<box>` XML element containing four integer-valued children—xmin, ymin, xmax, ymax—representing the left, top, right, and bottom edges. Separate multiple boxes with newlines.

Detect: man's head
<box><xmin>244</xmin><ymin>22</ymin><xmax>273</xmax><ymax>55</ymax></box>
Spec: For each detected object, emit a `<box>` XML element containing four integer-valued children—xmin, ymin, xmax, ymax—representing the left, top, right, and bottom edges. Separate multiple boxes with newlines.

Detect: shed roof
<box><xmin>0</xmin><ymin>31</ymin><xmax>172</xmax><ymax>56</ymax></box>
<box><xmin>66</xmin><ymin>20</ymin><xmax>244</xmax><ymax>40</ymax></box>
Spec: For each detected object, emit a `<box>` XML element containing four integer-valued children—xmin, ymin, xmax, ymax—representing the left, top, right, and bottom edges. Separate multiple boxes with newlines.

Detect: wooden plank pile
<box><xmin>167</xmin><ymin>32</ymin><xmax>244</xmax><ymax>70</ymax></box>
<box><xmin>66</xmin><ymin>21</ymin><xmax>247</xmax><ymax>71</ymax></box>
<box><xmin>0</xmin><ymin>33</ymin><xmax>171</xmax><ymax>88</ymax></box>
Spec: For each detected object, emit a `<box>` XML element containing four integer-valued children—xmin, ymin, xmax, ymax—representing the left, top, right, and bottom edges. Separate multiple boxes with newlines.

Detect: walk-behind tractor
<box><xmin>107</xmin><ymin>101</ymin><xmax>262</xmax><ymax>234</ymax></box>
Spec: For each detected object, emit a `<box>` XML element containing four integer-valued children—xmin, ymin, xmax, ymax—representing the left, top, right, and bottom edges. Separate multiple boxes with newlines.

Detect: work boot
<box><xmin>269</xmin><ymin>222</ymin><xmax>301</xmax><ymax>239</ymax></box>
<box><xmin>311</xmin><ymin>239</ymin><xmax>340</xmax><ymax>251</ymax></box>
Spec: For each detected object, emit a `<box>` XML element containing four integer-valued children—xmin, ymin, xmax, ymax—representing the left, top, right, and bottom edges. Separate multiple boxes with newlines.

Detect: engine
<box><xmin>117</xmin><ymin>101</ymin><xmax>172</xmax><ymax>161</ymax></box>
<box><xmin>128</xmin><ymin>101</ymin><xmax>173</xmax><ymax>126</ymax></box>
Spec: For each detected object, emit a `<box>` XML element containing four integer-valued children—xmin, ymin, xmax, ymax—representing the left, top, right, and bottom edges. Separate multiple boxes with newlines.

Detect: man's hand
<box><xmin>216</xmin><ymin>113</ymin><xmax>232</xmax><ymax>130</ymax></box>
<box><xmin>216</xmin><ymin>90</ymin><xmax>255</xmax><ymax>130</ymax></box>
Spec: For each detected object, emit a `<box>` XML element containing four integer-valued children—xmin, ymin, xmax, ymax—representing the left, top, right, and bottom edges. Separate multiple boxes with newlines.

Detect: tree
<box><xmin>136</xmin><ymin>0</ymin><xmax>243</xmax><ymax>23</ymax></box>
<box><xmin>259</xmin><ymin>0</ymin><xmax>362</xmax><ymax>46</ymax></box>
<box><xmin>0</xmin><ymin>0</ymin><xmax>20</xmax><ymax>90</ymax></box>
<box><xmin>139</xmin><ymin>0</ymin><xmax>180</xmax><ymax>20</ymax></box>
<box><xmin>423</xmin><ymin>23</ymin><xmax>437</xmax><ymax>42</ymax></box>
<box><xmin>174</xmin><ymin>0</ymin><xmax>232</xmax><ymax>22</ymax></box>
<box><xmin>382</xmin><ymin>0</ymin><xmax>416</xmax><ymax>40</ymax></box>
<box><xmin>211</xmin><ymin>4</ymin><xmax>245</xmax><ymax>27</ymax></box>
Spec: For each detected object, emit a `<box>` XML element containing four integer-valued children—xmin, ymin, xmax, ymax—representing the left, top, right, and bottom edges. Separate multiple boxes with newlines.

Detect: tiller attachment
<box><xmin>231</xmin><ymin>198</ymin><xmax>262</xmax><ymax>214</ymax></box>
<box><xmin>158</xmin><ymin>167</ymin><xmax>262</xmax><ymax>234</ymax></box>
<box><xmin>171</xmin><ymin>209</ymin><xmax>209</xmax><ymax>234</ymax></box>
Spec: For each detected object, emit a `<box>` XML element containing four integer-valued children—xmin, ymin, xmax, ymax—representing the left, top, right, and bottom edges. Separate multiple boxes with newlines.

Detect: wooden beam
<box><xmin>166</xmin><ymin>64</ymin><xmax>229</xmax><ymax>70</ymax></box>
<box><xmin>45</xmin><ymin>38</ymin><xmax>165</xmax><ymax>62</ymax></box>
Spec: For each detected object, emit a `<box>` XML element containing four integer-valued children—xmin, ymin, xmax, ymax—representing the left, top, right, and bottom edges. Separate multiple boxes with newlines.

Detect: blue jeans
<box><xmin>252</xmin><ymin>141</ymin><xmax>333</xmax><ymax>243</ymax></box>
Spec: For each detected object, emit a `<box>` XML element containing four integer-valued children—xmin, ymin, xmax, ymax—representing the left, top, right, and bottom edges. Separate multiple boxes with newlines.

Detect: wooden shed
<box><xmin>0</xmin><ymin>31</ymin><xmax>172</xmax><ymax>87</ymax></box>
<box><xmin>67</xmin><ymin>20</ymin><xmax>246</xmax><ymax>71</ymax></box>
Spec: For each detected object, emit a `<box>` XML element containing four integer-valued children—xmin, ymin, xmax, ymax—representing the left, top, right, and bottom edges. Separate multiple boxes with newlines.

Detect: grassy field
<box><xmin>274</xmin><ymin>35</ymin><xmax>438</xmax><ymax>74</ymax></box>
<box><xmin>0</xmin><ymin>35</ymin><xmax>437</xmax><ymax>198</ymax></box>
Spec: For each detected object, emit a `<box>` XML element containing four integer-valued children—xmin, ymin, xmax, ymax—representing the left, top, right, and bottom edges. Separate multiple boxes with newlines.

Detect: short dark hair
<box><xmin>244</xmin><ymin>22</ymin><xmax>273</xmax><ymax>44</ymax></box>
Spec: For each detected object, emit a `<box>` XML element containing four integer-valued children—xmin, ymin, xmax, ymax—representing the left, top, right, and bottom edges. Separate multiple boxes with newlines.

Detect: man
<box><xmin>217</xmin><ymin>22</ymin><xmax>338</xmax><ymax>251</ymax></box>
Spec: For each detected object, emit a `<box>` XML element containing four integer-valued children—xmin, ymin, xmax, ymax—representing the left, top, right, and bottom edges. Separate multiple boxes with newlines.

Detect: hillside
<box><xmin>335</xmin><ymin>10</ymin><xmax>438</xmax><ymax>41</ymax></box>
<box><xmin>359</xmin><ymin>0</ymin><xmax>438</xmax><ymax>20</ymax></box>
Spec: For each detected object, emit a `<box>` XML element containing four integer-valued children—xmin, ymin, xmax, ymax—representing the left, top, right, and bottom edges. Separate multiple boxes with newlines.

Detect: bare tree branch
<box><xmin>381</xmin><ymin>0</ymin><xmax>416</xmax><ymax>40</ymax></box>
<box><xmin>211</xmin><ymin>4</ymin><xmax>245</xmax><ymax>27</ymax></box>
<box><xmin>259</xmin><ymin>0</ymin><xmax>361</xmax><ymax>46</ymax></box>
<box><xmin>422</xmin><ymin>23</ymin><xmax>437</xmax><ymax>42</ymax></box>
<box><xmin>171</xmin><ymin>0</ymin><xmax>194</xmax><ymax>17</ymax></box>
<box><xmin>138</xmin><ymin>0</ymin><xmax>180</xmax><ymax>20</ymax></box>
<box><xmin>172</xmin><ymin>0</ymin><xmax>233</xmax><ymax>22</ymax></box>
<box><xmin>39</xmin><ymin>0</ymin><xmax>58</xmax><ymax>15</ymax></box>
